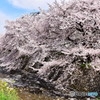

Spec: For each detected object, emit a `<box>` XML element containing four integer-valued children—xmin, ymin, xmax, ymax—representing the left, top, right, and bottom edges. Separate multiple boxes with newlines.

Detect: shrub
<box><xmin>0</xmin><ymin>80</ymin><xmax>19</xmax><ymax>100</ymax></box>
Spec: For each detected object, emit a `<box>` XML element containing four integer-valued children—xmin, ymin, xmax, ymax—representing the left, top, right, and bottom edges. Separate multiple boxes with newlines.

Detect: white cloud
<box><xmin>0</xmin><ymin>12</ymin><xmax>12</xmax><ymax>34</ymax></box>
<box><xmin>7</xmin><ymin>0</ymin><xmax>69</xmax><ymax>10</ymax></box>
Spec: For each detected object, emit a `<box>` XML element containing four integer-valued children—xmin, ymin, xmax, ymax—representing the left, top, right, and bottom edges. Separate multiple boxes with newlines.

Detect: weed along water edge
<box><xmin>0</xmin><ymin>80</ymin><xmax>19</xmax><ymax>100</ymax></box>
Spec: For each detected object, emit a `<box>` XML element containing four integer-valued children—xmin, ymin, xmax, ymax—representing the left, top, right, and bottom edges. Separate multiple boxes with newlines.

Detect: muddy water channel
<box><xmin>17</xmin><ymin>88</ymin><xmax>54</xmax><ymax>100</ymax></box>
<box><xmin>0</xmin><ymin>73</ymin><xmax>64</xmax><ymax>100</ymax></box>
<box><xmin>17</xmin><ymin>88</ymin><xmax>59</xmax><ymax>100</ymax></box>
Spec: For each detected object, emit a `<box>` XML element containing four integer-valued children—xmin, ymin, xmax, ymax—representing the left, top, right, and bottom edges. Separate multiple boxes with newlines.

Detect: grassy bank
<box><xmin>0</xmin><ymin>80</ymin><xmax>19</xmax><ymax>100</ymax></box>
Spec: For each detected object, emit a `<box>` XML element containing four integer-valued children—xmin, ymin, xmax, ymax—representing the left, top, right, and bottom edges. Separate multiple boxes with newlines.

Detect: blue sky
<box><xmin>0</xmin><ymin>0</ymin><xmax>33</xmax><ymax>17</ymax></box>
<box><xmin>0</xmin><ymin>0</ymin><xmax>69</xmax><ymax>34</ymax></box>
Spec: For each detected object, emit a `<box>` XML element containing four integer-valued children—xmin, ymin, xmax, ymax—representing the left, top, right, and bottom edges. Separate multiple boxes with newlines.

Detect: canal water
<box><xmin>0</xmin><ymin>73</ymin><xmax>64</xmax><ymax>100</ymax></box>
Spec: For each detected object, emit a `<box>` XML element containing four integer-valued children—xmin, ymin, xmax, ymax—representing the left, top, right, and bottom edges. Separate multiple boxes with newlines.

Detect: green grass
<box><xmin>0</xmin><ymin>80</ymin><xmax>19</xmax><ymax>100</ymax></box>
<box><xmin>96</xmin><ymin>98</ymin><xmax>100</xmax><ymax>100</ymax></box>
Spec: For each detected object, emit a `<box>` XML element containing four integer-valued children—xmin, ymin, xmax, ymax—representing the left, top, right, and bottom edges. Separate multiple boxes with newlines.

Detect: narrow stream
<box><xmin>0</xmin><ymin>73</ymin><xmax>37</xmax><ymax>100</ymax></box>
<box><xmin>0</xmin><ymin>73</ymin><xmax>63</xmax><ymax>100</ymax></box>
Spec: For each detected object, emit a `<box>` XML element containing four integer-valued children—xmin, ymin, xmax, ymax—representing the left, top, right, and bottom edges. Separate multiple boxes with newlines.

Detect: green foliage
<box><xmin>0</xmin><ymin>80</ymin><xmax>19</xmax><ymax>100</ymax></box>
<box><xmin>80</xmin><ymin>64</ymin><xmax>86</xmax><ymax>68</ymax></box>
<box><xmin>96</xmin><ymin>97</ymin><xmax>100</xmax><ymax>100</ymax></box>
<box><xmin>80</xmin><ymin>63</ymin><xmax>92</xmax><ymax>68</ymax></box>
